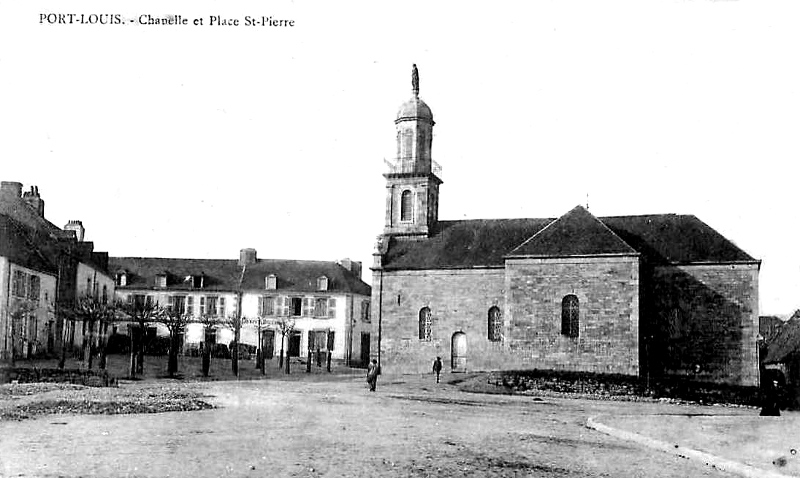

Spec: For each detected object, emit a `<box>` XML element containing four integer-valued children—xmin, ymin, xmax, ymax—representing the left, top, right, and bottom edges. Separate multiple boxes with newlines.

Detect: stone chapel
<box><xmin>370</xmin><ymin>65</ymin><xmax>761</xmax><ymax>386</ymax></box>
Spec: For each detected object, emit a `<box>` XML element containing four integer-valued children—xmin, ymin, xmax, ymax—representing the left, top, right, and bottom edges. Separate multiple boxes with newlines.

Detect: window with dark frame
<box><xmin>259</xmin><ymin>296</ymin><xmax>274</xmax><ymax>316</ymax></box>
<box><xmin>317</xmin><ymin>276</ymin><xmax>328</xmax><ymax>291</ymax></box>
<box><xmin>419</xmin><ymin>307</ymin><xmax>432</xmax><ymax>341</ymax></box>
<box><xmin>361</xmin><ymin>301</ymin><xmax>370</xmax><ymax>322</ymax></box>
<box><xmin>401</xmin><ymin>190</ymin><xmax>413</xmax><ymax>222</ymax></box>
<box><xmin>488</xmin><ymin>306</ymin><xmax>502</xmax><ymax>342</ymax></box>
<box><xmin>265</xmin><ymin>275</ymin><xmax>277</xmax><ymax>290</ymax></box>
<box><xmin>207</xmin><ymin>296</ymin><xmax>218</xmax><ymax>316</ymax></box>
<box><xmin>314</xmin><ymin>297</ymin><xmax>328</xmax><ymax>317</ymax></box>
<box><xmin>561</xmin><ymin>295</ymin><xmax>579</xmax><ymax>338</ymax></box>
<box><xmin>291</xmin><ymin>297</ymin><xmax>303</xmax><ymax>316</ymax></box>
<box><xmin>12</xmin><ymin>270</ymin><xmax>26</xmax><ymax>297</ymax></box>
<box><xmin>173</xmin><ymin>295</ymin><xmax>187</xmax><ymax>315</ymax></box>
<box><xmin>28</xmin><ymin>275</ymin><xmax>41</xmax><ymax>301</ymax></box>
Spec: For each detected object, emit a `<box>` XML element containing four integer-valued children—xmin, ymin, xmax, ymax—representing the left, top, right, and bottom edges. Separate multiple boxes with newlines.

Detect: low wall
<box><xmin>487</xmin><ymin>369</ymin><xmax>761</xmax><ymax>406</ymax></box>
<box><xmin>10</xmin><ymin>368</ymin><xmax>117</xmax><ymax>387</ymax></box>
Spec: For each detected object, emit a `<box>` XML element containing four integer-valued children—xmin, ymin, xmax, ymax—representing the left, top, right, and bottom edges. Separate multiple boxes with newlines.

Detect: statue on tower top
<box><xmin>412</xmin><ymin>64</ymin><xmax>419</xmax><ymax>97</ymax></box>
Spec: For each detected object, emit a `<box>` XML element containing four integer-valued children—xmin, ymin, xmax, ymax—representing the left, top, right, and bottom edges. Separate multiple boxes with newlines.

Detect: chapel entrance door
<box><xmin>360</xmin><ymin>333</ymin><xmax>371</xmax><ymax>367</ymax></box>
<box><xmin>451</xmin><ymin>332</ymin><xmax>467</xmax><ymax>372</ymax></box>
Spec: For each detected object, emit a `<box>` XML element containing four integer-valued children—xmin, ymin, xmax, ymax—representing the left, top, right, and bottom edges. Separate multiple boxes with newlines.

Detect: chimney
<box><xmin>239</xmin><ymin>248</ymin><xmax>257</xmax><ymax>266</ymax></box>
<box><xmin>22</xmin><ymin>185</ymin><xmax>45</xmax><ymax>217</ymax></box>
<box><xmin>340</xmin><ymin>258</ymin><xmax>362</xmax><ymax>278</ymax></box>
<box><xmin>64</xmin><ymin>220</ymin><xmax>85</xmax><ymax>242</ymax></box>
<box><xmin>0</xmin><ymin>181</ymin><xmax>23</xmax><ymax>198</ymax></box>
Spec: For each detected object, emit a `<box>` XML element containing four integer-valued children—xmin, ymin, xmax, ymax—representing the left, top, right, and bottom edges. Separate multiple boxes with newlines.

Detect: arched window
<box><xmin>400</xmin><ymin>190</ymin><xmax>413</xmax><ymax>222</ymax></box>
<box><xmin>561</xmin><ymin>295</ymin><xmax>579</xmax><ymax>338</ymax></box>
<box><xmin>419</xmin><ymin>307</ymin><xmax>432</xmax><ymax>341</ymax></box>
<box><xmin>488</xmin><ymin>306</ymin><xmax>502</xmax><ymax>342</ymax></box>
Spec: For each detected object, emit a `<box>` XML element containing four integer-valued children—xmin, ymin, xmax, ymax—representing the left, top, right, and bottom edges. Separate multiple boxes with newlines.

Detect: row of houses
<box><xmin>111</xmin><ymin>252</ymin><xmax>372</xmax><ymax>363</ymax></box>
<box><xmin>0</xmin><ymin>182</ymin><xmax>114</xmax><ymax>363</ymax></box>
<box><xmin>0</xmin><ymin>181</ymin><xmax>372</xmax><ymax>371</ymax></box>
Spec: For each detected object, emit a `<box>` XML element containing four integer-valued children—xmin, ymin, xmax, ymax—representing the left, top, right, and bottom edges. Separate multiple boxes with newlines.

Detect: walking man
<box><xmin>367</xmin><ymin>359</ymin><xmax>378</xmax><ymax>392</ymax></box>
<box><xmin>432</xmin><ymin>356</ymin><xmax>443</xmax><ymax>383</ymax></box>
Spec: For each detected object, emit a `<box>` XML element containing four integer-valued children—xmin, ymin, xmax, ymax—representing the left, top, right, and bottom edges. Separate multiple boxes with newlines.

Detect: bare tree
<box><xmin>156</xmin><ymin>307</ymin><xmax>191</xmax><ymax>377</ymax></box>
<box><xmin>223</xmin><ymin>314</ymin><xmax>243</xmax><ymax>377</ymax></box>
<box><xmin>197</xmin><ymin>314</ymin><xmax>221</xmax><ymax>377</ymax></box>
<box><xmin>8</xmin><ymin>301</ymin><xmax>36</xmax><ymax>364</ymax></box>
<box><xmin>274</xmin><ymin>316</ymin><xmax>296</xmax><ymax>374</ymax></box>
<box><xmin>117</xmin><ymin>298</ymin><xmax>165</xmax><ymax>377</ymax></box>
<box><xmin>66</xmin><ymin>295</ymin><xmax>116</xmax><ymax>370</ymax></box>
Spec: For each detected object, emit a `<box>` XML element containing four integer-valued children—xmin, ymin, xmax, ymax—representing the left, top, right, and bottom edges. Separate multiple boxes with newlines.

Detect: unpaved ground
<box><xmin>0</xmin><ymin>375</ymin><xmax>742</xmax><ymax>477</ymax></box>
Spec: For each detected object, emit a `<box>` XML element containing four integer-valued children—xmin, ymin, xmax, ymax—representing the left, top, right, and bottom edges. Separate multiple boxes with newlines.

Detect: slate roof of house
<box><xmin>0</xmin><ymin>214</ymin><xmax>58</xmax><ymax>274</ymax></box>
<box><xmin>382</xmin><ymin>205</ymin><xmax>757</xmax><ymax>270</ymax></box>
<box><xmin>762</xmin><ymin>312</ymin><xmax>800</xmax><ymax>364</ymax></box>
<box><xmin>109</xmin><ymin>257</ymin><xmax>371</xmax><ymax>296</ymax></box>
<box><xmin>0</xmin><ymin>188</ymin><xmax>111</xmax><ymax>273</ymax></box>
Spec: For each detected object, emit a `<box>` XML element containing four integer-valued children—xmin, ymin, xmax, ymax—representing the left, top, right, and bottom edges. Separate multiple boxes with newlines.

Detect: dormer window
<box><xmin>155</xmin><ymin>273</ymin><xmax>167</xmax><ymax>288</ymax></box>
<box><xmin>115</xmin><ymin>272</ymin><xmax>127</xmax><ymax>287</ymax></box>
<box><xmin>317</xmin><ymin>276</ymin><xmax>328</xmax><ymax>291</ymax></box>
<box><xmin>186</xmin><ymin>274</ymin><xmax>204</xmax><ymax>289</ymax></box>
<box><xmin>265</xmin><ymin>274</ymin><xmax>277</xmax><ymax>290</ymax></box>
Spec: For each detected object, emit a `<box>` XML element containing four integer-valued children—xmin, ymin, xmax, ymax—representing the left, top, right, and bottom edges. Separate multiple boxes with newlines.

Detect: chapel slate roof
<box><xmin>109</xmin><ymin>257</ymin><xmax>371</xmax><ymax>296</ymax></box>
<box><xmin>381</xmin><ymin>206</ymin><xmax>757</xmax><ymax>270</ymax></box>
<box><xmin>509</xmin><ymin>206</ymin><xmax>637</xmax><ymax>257</ymax></box>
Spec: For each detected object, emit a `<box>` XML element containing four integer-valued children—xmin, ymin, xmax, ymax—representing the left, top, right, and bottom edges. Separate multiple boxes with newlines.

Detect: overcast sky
<box><xmin>1</xmin><ymin>0</ymin><xmax>798</xmax><ymax>315</ymax></box>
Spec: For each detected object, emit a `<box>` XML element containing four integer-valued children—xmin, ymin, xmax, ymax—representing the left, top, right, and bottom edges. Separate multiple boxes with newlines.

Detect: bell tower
<box><xmin>383</xmin><ymin>64</ymin><xmax>442</xmax><ymax>238</ymax></box>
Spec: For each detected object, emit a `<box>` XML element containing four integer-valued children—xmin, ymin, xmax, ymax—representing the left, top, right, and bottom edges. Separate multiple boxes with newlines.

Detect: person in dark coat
<box><xmin>366</xmin><ymin>359</ymin><xmax>378</xmax><ymax>392</ymax></box>
<box><xmin>432</xmin><ymin>356</ymin><xmax>443</xmax><ymax>383</ymax></box>
<box><xmin>760</xmin><ymin>378</ymin><xmax>782</xmax><ymax>416</ymax></box>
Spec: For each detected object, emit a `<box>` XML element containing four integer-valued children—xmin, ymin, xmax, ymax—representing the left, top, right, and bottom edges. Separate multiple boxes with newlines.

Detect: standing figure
<box><xmin>367</xmin><ymin>359</ymin><xmax>379</xmax><ymax>392</ymax></box>
<box><xmin>760</xmin><ymin>378</ymin><xmax>782</xmax><ymax>417</ymax></box>
<box><xmin>432</xmin><ymin>356</ymin><xmax>443</xmax><ymax>383</ymax></box>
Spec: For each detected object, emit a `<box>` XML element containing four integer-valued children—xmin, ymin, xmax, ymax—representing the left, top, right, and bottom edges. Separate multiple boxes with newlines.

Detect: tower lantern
<box><xmin>383</xmin><ymin>65</ymin><xmax>442</xmax><ymax>238</ymax></box>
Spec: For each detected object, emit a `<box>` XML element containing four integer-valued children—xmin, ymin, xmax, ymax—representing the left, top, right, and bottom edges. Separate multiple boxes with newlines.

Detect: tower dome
<box><xmin>396</xmin><ymin>97</ymin><xmax>433</xmax><ymax>123</ymax></box>
<box><xmin>395</xmin><ymin>64</ymin><xmax>434</xmax><ymax>124</ymax></box>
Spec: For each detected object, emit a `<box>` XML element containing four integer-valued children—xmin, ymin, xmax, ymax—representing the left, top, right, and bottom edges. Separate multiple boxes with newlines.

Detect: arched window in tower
<box><xmin>419</xmin><ymin>307</ymin><xmax>432</xmax><ymax>341</ymax></box>
<box><xmin>488</xmin><ymin>306</ymin><xmax>502</xmax><ymax>342</ymax></box>
<box><xmin>401</xmin><ymin>190</ymin><xmax>413</xmax><ymax>222</ymax></box>
<box><xmin>561</xmin><ymin>295</ymin><xmax>579</xmax><ymax>338</ymax></box>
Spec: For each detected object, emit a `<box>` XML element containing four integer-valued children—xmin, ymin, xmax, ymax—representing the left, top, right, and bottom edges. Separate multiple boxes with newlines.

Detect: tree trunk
<box><xmin>136</xmin><ymin>324</ymin><xmax>145</xmax><ymax>375</ymax></box>
<box><xmin>167</xmin><ymin>331</ymin><xmax>179</xmax><ymax>376</ymax></box>
<box><xmin>98</xmin><ymin>323</ymin><xmax>108</xmax><ymax>370</ymax></box>
<box><xmin>128</xmin><ymin>325</ymin><xmax>136</xmax><ymax>378</ymax></box>
<box><xmin>202</xmin><ymin>344</ymin><xmax>211</xmax><ymax>377</ymax></box>
<box><xmin>83</xmin><ymin>320</ymin><xmax>94</xmax><ymax>369</ymax></box>
<box><xmin>231</xmin><ymin>326</ymin><xmax>239</xmax><ymax>377</ymax></box>
<box><xmin>58</xmin><ymin>321</ymin><xmax>68</xmax><ymax>369</ymax></box>
<box><xmin>279</xmin><ymin>342</ymin><xmax>284</xmax><ymax>369</ymax></box>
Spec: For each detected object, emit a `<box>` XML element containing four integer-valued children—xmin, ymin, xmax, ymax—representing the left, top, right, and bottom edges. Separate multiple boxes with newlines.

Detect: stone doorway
<box><xmin>451</xmin><ymin>331</ymin><xmax>467</xmax><ymax>372</ymax></box>
<box><xmin>360</xmin><ymin>333</ymin><xmax>370</xmax><ymax>366</ymax></box>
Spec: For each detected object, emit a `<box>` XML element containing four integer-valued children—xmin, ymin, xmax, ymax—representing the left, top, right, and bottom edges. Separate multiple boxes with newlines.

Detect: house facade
<box><xmin>371</xmin><ymin>67</ymin><xmax>761</xmax><ymax>386</ymax></box>
<box><xmin>110</xmin><ymin>250</ymin><xmax>372</xmax><ymax>365</ymax></box>
<box><xmin>0</xmin><ymin>181</ymin><xmax>115</xmax><ymax>363</ymax></box>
